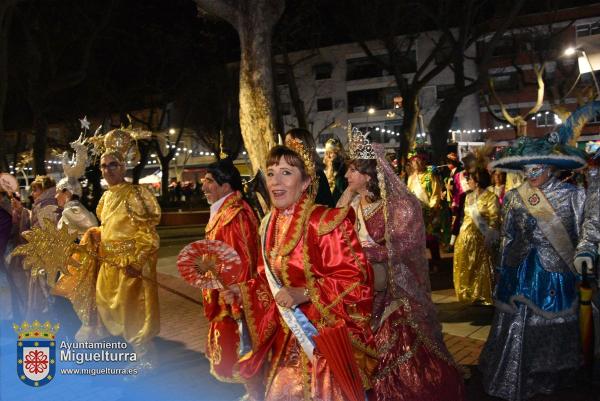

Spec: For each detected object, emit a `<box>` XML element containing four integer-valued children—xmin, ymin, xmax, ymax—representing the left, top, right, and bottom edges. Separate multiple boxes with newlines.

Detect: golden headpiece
<box><xmin>348</xmin><ymin>127</ymin><xmax>376</xmax><ymax>160</ymax></box>
<box><xmin>89</xmin><ymin>127</ymin><xmax>151</xmax><ymax>164</ymax></box>
<box><xmin>325</xmin><ymin>137</ymin><xmax>342</xmax><ymax>153</ymax></box>
<box><xmin>284</xmin><ymin>137</ymin><xmax>318</xmax><ymax>196</ymax></box>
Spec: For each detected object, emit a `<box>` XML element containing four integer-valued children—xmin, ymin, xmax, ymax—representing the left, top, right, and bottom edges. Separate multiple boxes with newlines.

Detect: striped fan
<box><xmin>177</xmin><ymin>239</ymin><xmax>242</xmax><ymax>289</ymax></box>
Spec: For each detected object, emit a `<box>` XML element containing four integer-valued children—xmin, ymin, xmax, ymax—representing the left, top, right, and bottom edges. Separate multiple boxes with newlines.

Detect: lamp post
<box><xmin>366</xmin><ymin>107</ymin><xmax>376</xmax><ymax>128</ymax></box>
<box><xmin>564</xmin><ymin>46</ymin><xmax>600</xmax><ymax>99</ymax></box>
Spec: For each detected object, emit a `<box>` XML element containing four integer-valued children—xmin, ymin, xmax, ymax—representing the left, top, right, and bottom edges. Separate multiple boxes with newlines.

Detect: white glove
<box><xmin>574</xmin><ymin>255</ymin><xmax>594</xmax><ymax>275</ymax></box>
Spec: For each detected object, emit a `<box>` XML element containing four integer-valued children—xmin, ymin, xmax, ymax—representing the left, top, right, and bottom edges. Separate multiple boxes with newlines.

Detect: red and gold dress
<box><xmin>350</xmin><ymin>194</ymin><xmax>465</xmax><ymax>401</ymax></box>
<box><xmin>238</xmin><ymin>193</ymin><xmax>377</xmax><ymax>401</ymax></box>
<box><xmin>202</xmin><ymin>191</ymin><xmax>259</xmax><ymax>383</ymax></box>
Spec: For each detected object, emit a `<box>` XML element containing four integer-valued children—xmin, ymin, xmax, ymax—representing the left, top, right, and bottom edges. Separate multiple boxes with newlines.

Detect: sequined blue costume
<box><xmin>479</xmin><ymin>177</ymin><xmax>585</xmax><ymax>401</ymax></box>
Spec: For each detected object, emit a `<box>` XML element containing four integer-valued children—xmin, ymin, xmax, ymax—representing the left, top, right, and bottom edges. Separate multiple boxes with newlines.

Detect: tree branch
<box><xmin>194</xmin><ymin>0</ymin><xmax>239</xmax><ymax>28</ymax></box>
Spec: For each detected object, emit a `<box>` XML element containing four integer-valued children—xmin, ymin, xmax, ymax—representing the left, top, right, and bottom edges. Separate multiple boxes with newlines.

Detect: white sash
<box><xmin>260</xmin><ymin>213</ymin><xmax>318</xmax><ymax>357</ymax></box>
<box><xmin>465</xmin><ymin>192</ymin><xmax>490</xmax><ymax>237</ymax></box>
<box><xmin>517</xmin><ymin>182</ymin><xmax>575</xmax><ymax>269</ymax></box>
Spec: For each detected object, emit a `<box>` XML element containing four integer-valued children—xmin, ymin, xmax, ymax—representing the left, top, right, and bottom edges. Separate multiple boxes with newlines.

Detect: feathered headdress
<box><xmin>556</xmin><ymin>100</ymin><xmax>600</xmax><ymax>145</ymax></box>
<box><xmin>488</xmin><ymin>100</ymin><xmax>594</xmax><ymax>172</ymax></box>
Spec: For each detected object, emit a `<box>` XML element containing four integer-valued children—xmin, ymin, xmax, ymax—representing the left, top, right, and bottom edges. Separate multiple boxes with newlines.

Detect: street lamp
<box><xmin>564</xmin><ymin>46</ymin><xmax>600</xmax><ymax>99</ymax></box>
<box><xmin>366</xmin><ymin>107</ymin><xmax>376</xmax><ymax>128</ymax></box>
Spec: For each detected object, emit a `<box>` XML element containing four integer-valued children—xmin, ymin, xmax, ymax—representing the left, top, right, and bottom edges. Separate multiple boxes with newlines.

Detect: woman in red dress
<box><xmin>224</xmin><ymin>142</ymin><xmax>377</xmax><ymax>401</ymax></box>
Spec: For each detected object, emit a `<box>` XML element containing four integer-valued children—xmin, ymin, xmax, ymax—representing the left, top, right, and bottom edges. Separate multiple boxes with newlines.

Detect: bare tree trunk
<box><xmin>85</xmin><ymin>163</ymin><xmax>102</xmax><ymax>212</ymax></box>
<box><xmin>159</xmin><ymin>156</ymin><xmax>171</xmax><ymax>204</ymax></box>
<box><xmin>428</xmin><ymin>95</ymin><xmax>462</xmax><ymax>164</ymax></box>
<box><xmin>238</xmin><ymin>2</ymin><xmax>283</xmax><ymax>171</ymax></box>
<box><xmin>12</xmin><ymin>131</ymin><xmax>24</xmax><ymax>168</ymax></box>
<box><xmin>282</xmin><ymin>51</ymin><xmax>307</xmax><ymax>129</ymax></box>
<box><xmin>195</xmin><ymin>0</ymin><xmax>284</xmax><ymax>172</ymax></box>
<box><xmin>32</xmin><ymin>113</ymin><xmax>48</xmax><ymax>175</ymax></box>
<box><xmin>132</xmin><ymin>140</ymin><xmax>151</xmax><ymax>184</ymax></box>
<box><xmin>400</xmin><ymin>92</ymin><xmax>419</xmax><ymax>158</ymax></box>
<box><xmin>272</xmin><ymin>58</ymin><xmax>285</xmax><ymax>135</ymax></box>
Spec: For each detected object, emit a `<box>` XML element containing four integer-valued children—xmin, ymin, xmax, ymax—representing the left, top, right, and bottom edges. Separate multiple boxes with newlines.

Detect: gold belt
<box><xmin>100</xmin><ymin>240</ymin><xmax>136</xmax><ymax>257</ymax></box>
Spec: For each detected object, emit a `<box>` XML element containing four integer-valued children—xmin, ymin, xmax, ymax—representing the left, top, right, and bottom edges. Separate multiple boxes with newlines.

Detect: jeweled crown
<box><xmin>13</xmin><ymin>320</ymin><xmax>60</xmax><ymax>340</ymax></box>
<box><xmin>348</xmin><ymin>127</ymin><xmax>376</xmax><ymax>160</ymax></box>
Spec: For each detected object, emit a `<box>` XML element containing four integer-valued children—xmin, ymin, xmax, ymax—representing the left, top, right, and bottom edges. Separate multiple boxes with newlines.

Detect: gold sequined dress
<box><xmin>95</xmin><ymin>183</ymin><xmax>161</xmax><ymax>351</ymax></box>
<box><xmin>453</xmin><ymin>190</ymin><xmax>500</xmax><ymax>305</ymax></box>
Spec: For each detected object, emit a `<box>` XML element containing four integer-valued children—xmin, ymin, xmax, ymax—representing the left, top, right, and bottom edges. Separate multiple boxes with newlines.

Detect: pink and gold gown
<box><xmin>348</xmin><ymin>191</ymin><xmax>465</xmax><ymax>401</ymax></box>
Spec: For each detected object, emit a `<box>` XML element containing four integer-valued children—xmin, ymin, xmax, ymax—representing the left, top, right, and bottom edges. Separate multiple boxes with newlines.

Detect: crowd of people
<box><xmin>0</xmin><ymin>114</ymin><xmax>599</xmax><ymax>401</ymax></box>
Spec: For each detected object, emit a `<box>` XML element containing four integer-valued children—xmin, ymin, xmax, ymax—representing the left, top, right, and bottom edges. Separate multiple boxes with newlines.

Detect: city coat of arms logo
<box><xmin>13</xmin><ymin>320</ymin><xmax>60</xmax><ymax>387</ymax></box>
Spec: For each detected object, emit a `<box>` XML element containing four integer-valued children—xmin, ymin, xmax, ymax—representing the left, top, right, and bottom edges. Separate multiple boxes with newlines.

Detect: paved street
<box><xmin>2</xmin><ymin>226</ymin><xmax>596</xmax><ymax>401</ymax></box>
<box><xmin>150</xmin><ymin>230</ymin><xmax>600</xmax><ymax>401</ymax></box>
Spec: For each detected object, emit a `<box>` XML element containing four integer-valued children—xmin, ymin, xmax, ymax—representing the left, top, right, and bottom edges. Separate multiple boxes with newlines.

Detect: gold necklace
<box><xmin>270</xmin><ymin>212</ymin><xmax>292</xmax><ymax>262</ymax></box>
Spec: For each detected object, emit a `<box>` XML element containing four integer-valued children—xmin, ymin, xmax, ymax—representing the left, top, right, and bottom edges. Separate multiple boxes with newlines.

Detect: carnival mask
<box><xmin>524</xmin><ymin>164</ymin><xmax>549</xmax><ymax>179</ymax></box>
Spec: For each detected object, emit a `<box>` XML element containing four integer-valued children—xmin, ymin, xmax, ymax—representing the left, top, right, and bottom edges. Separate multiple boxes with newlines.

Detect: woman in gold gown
<box><xmin>453</xmin><ymin>168</ymin><xmax>500</xmax><ymax>305</ymax></box>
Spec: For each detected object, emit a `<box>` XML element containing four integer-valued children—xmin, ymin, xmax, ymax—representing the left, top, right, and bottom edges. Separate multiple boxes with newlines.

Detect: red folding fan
<box><xmin>177</xmin><ymin>239</ymin><xmax>242</xmax><ymax>289</ymax></box>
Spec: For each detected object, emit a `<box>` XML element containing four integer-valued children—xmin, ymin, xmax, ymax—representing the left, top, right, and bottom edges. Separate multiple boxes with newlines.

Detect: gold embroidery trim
<box><xmin>301</xmin><ymin>348</ymin><xmax>311</xmax><ymax>401</ymax></box>
<box><xmin>316</xmin><ymin>206</ymin><xmax>350</xmax><ymax>236</ymax></box>
<box><xmin>238</xmin><ymin>282</ymin><xmax>259</xmax><ymax>351</ymax></box>
<box><xmin>279</xmin><ymin>196</ymin><xmax>314</xmax><ymax>256</ymax></box>
<box><xmin>101</xmin><ymin>239</ymin><xmax>135</xmax><ymax>255</ymax></box>
<box><xmin>362</xmin><ymin>200</ymin><xmax>383</xmax><ymax>221</ymax></box>
<box><xmin>279</xmin><ymin>255</ymin><xmax>291</xmax><ymax>287</ymax></box>
<box><xmin>374</xmin><ymin>297</ymin><xmax>460</xmax><ymax>381</ymax></box>
<box><xmin>205</xmin><ymin>192</ymin><xmax>242</xmax><ymax>234</ymax></box>
<box><xmin>324</xmin><ymin>281</ymin><xmax>360</xmax><ymax>312</ymax></box>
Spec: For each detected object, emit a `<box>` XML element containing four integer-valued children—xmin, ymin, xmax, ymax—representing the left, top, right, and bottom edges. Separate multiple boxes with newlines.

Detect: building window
<box><xmin>580</xmin><ymin>71</ymin><xmax>600</xmax><ymax>87</ymax></box>
<box><xmin>588</xmin><ymin>111</ymin><xmax>600</xmax><ymax>124</ymax></box>
<box><xmin>313</xmin><ymin>63</ymin><xmax>332</xmax><ymax>80</ymax></box>
<box><xmin>280</xmin><ymin>102</ymin><xmax>292</xmax><ymax>116</ymax></box>
<box><xmin>318</xmin><ymin>132</ymin><xmax>333</xmax><ymax>145</ymax></box>
<box><xmin>437</xmin><ymin>84</ymin><xmax>454</xmax><ymax>99</ymax></box>
<box><xmin>317</xmin><ymin>97</ymin><xmax>333</xmax><ymax>112</ymax></box>
<box><xmin>347</xmin><ymin>87</ymin><xmax>401</xmax><ymax>113</ymax></box>
<box><xmin>346</xmin><ymin>56</ymin><xmax>387</xmax><ymax>81</ymax></box>
<box><xmin>347</xmin><ymin>88</ymin><xmax>381</xmax><ymax>112</ymax></box>
<box><xmin>345</xmin><ymin>51</ymin><xmax>416</xmax><ymax>81</ymax></box>
<box><xmin>435</xmin><ymin>45</ymin><xmax>453</xmax><ymax>65</ymax></box>
<box><xmin>275</xmin><ymin>71</ymin><xmax>288</xmax><ymax>86</ymax></box>
<box><xmin>478</xmin><ymin>36</ymin><xmax>515</xmax><ymax>58</ymax></box>
<box><xmin>490</xmin><ymin>72</ymin><xmax>518</xmax><ymax>92</ymax></box>
<box><xmin>576</xmin><ymin>23</ymin><xmax>600</xmax><ymax>38</ymax></box>
<box><xmin>372</xmin><ymin>126</ymin><xmax>399</xmax><ymax>143</ymax></box>
<box><xmin>535</xmin><ymin>112</ymin><xmax>557</xmax><ymax>127</ymax></box>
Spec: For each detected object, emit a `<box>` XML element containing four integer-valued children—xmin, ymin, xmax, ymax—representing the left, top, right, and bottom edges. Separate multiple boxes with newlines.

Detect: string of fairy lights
<box><xmin>8</xmin><ymin>149</ymin><xmax>250</xmax><ymax>175</ymax></box>
<box><xmin>8</xmin><ymin>109</ymin><xmax>565</xmax><ymax>176</ymax></box>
